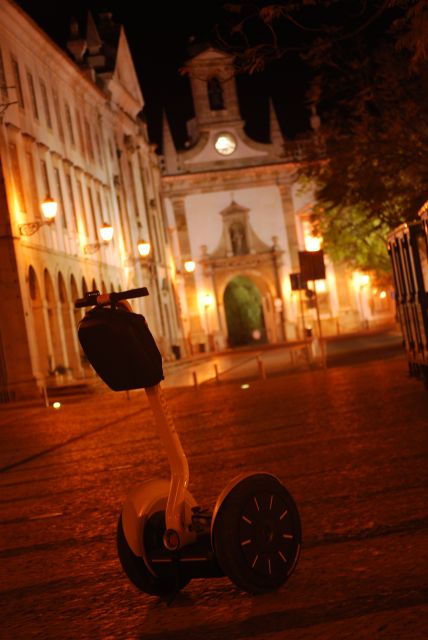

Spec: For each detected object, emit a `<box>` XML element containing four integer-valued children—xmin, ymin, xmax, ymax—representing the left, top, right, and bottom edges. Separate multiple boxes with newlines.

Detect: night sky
<box><xmin>15</xmin><ymin>0</ymin><xmax>312</xmax><ymax>152</ymax></box>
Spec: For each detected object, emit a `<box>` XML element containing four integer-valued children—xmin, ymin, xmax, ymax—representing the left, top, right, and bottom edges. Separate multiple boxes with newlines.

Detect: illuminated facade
<box><xmin>161</xmin><ymin>46</ymin><xmax>394</xmax><ymax>352</ymax></box>
<box><xmin>0</xmin><ymin>2</ymin><xmax>183</xmax><ymax>400</ymax></box>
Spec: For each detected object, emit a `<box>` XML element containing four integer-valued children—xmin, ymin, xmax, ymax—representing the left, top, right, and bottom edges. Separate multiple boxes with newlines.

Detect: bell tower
<box><xmin>186</xmin><ymin>47</ymin><xmax>243</xmax><ymax>131</ymax></box>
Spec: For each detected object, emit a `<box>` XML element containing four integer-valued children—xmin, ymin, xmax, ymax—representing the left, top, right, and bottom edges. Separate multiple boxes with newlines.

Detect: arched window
<box><xmin>58</xmin><ymin>272</ymin><xmax>67</xmax><ymax>304</ymax></box>
<box><xmin>29</xmin><ymin>265</ymin><xmax>39</xmax><ymax>301</ymax></box>
<box><xmin>207</xmin><ymin>77</ymin><xmax>224</xmax><ymax>111</ymax></box>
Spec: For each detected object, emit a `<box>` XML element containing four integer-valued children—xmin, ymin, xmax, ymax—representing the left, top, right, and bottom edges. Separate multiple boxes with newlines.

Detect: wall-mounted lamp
<box><xmin>184</xmin><ymin>259</ymin><xmax>196</xmax><ymax>273</ymax></box>
<box><xmin>19</xmin><ymin>195</ymin><xmax>58</xmax><ymax>236</ymax></box>
<box><xmin>84</xmin><ymin>222</ymin><xmax>114</xmax><ymax>254</ymax></box>
<box><xmin>137</xmin><ymin>239</ymin><xmax>151</xmax><ymax>257</ymax></box>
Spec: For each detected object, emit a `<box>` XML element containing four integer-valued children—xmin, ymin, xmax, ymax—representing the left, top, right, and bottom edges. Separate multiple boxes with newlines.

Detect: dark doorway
<box><xmin>224</xmin><ymin>276</ymin><xmax>266</xmax><ymax>347</ymax></box>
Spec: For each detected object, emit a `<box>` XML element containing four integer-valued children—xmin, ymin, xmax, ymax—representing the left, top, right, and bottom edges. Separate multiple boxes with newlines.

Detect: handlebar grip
<box><xmin>74</xmin><ymin>286</ymin><xmax>149</xmax><ymax>309</ymax></box>
<box><xmin>110</xmin><ymin>287</ymin><xmax>149</xmax><ymax>302</ymax></box>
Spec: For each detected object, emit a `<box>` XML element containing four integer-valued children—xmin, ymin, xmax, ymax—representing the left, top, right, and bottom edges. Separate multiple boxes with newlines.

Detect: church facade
<box><xmin>161</xmin><ymin>46</ymin><xmax>391</xmax><ymax>353</ymax></box>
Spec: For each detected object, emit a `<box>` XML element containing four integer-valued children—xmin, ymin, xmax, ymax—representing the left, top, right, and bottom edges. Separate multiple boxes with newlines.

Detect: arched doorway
<box><xmin>29</xmin><ymin>265</ymin><xmax>50</xmax><ymax>377</ymax></box>
<box><xmin>224</xmin><ymin>276</ymin><xmax>266</xmax><ymax>347</ymax></box>
<box><xmin>58</xmin><ymin>272</ymin><xmax>80</xmax><ymax>376</ymax></box>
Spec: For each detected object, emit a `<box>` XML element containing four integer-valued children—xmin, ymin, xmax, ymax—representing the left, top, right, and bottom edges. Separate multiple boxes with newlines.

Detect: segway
<box><xmin>75</xmin><ymin>287</ymin><xmax>301</xmax><ymax>599</ymax></box>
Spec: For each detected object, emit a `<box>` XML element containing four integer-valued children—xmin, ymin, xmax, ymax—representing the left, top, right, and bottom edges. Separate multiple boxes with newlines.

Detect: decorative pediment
<box><xmin>211</xmin><ymin>200</ymin><xmax>270</xmax><ymax>258</ymax></box>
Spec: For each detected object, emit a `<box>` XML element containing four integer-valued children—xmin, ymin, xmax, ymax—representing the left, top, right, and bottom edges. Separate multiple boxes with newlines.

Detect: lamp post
<box><xmin>84</xmin><ymin>222</ymin><xmax>114</xmax><ymax>254</ymax></box>
<box><xmin>18</xmin><ymin>195</ymin><xmax>58</xmax><ymax>236</ymax></box>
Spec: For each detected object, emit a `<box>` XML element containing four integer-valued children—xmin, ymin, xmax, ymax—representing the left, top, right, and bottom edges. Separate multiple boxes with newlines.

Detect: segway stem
<box><xmin>145</xmin><ymin>384</ymin><xmax>194</xmax><ymax>549</ymax></box>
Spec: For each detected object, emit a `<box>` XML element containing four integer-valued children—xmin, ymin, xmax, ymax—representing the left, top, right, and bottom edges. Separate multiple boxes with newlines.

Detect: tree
<box><xmin>214</xmin><ymin>1</ymin><xmax>428</xmax><ymax>274</ymax></box>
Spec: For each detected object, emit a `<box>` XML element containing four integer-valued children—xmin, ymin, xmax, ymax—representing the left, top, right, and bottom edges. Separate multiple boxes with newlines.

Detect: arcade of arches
<box><xmin>27</xmin><ymin>265</ymin><xmax>121</xmax><ymax>381</ymax></box>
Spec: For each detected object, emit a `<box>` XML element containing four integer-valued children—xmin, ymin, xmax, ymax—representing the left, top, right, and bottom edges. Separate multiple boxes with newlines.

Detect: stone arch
<box><xmin>223</xmin><ymin>275</ymin><xmax>267</xmax><ymax>347</ymax></box>
<box><xmin>44</xmin><ymin>268</ymin><xmax>64</xmax><ymax>373</ymax></box>
<box><xmin>70</xmin><ymin>274</ymin><xmax>80</xmax><ymax>324</ymax></box>
<box><xmin>217</xmin><ymin>270</ymin><xmax>279</xmax><ymax>345</ymax></box>
<box><xmin>28</xmin><ymin>265</ymin><xmax>50</xmax><ymax>377</ymax></box>
<box><xmin>58</xmin><ymin>271</ymin><xmax>80</xmax><ymax>376</ymax></box>
<box><xmin>71</xmin><ymin>274</ymin><xmax>86</xmax><ymax>376</ymax></box>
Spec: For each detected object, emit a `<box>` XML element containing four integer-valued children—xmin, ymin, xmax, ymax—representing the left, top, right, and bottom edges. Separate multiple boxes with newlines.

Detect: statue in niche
<box><xmin>230</xmin><ymin>222</ymin><xmax>248</xmax><ymax>255</ymax></box>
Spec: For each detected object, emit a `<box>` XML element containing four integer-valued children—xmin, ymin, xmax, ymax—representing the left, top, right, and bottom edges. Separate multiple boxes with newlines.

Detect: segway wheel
<box><xmin>117</xmin><ymin>512</ymin><xmax>190</xmax><ymax>598</ymax></box>
<box><xmin>211</xmin><ymin>473</ymin><xmax>301</xmax><ymax>594</ymax></box>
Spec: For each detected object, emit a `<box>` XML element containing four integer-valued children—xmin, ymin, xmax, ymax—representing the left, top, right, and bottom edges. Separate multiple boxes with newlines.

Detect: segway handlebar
<box><xmin>74</xmin><ymin>286</ymin><xmax>149</xmax><ymax>309</ymax></box>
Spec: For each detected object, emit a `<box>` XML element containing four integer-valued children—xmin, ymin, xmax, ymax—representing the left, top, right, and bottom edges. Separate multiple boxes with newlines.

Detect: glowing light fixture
<box><xmin>19</xmin><ymin>195</ymin><xmax>58</xmax><ymax>236</ymax></box>
<box><xmin>305</xmin><ymin>235</ymin><xmax>322</xmax><ymax>252</ymax></box>
<box><xmin>40</xmin><ymin>195</ymin><xmax>58</xmax><ymax>220</ymax></box>
<box><xmin>84</xmin><ymin>222</ymin><xmax>114</xmax><ymax>255</ymax></box>
<box><xmin>99</xmin><ymin>222</ymin><xmax>114</xmax><ymax>242</ymax></box>
<box><xmin>137</xmin><ymin>239</ymin><xmax>151</xmax><ymax>257</ymax></box>
<box><xmin>184</xmin><ymin>260</ymin><xmax>196</xmax><ymax>273</ymax></box>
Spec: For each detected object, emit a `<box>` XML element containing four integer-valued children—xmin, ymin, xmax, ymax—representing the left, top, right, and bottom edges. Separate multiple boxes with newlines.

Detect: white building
<box><xmin>0</xmin><ymin>1</ymin><xmax>183</xmax><ymax>401</ymax></box>
<box><xmin>160</xmin><ymin>45</ymin><xmax>391</xmax><ymax>353</ymax></box>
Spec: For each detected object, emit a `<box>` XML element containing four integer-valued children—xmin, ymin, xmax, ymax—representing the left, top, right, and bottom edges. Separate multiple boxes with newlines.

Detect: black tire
<box><xmin>212</xmin><ymin>473</ymin><xmax>301</xmax><ymax>594</ymax></box>
<box><xmin>117</xmin><ymin>512</ymin><xmax>190</xmax><ymax>598</ymax></box>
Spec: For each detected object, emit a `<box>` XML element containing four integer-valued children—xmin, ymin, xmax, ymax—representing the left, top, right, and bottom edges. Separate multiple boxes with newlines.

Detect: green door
<box><xmin>224</xmin><ymin>276</ymin><xmax>266</xmax><ymax>347</ymax></box>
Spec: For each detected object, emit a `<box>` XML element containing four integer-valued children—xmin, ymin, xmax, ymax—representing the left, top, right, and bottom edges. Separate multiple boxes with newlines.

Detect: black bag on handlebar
<box><xmin>77</xmin><ymin>306</ymin><xmax>164</xmax><ymax>390</ymax></box>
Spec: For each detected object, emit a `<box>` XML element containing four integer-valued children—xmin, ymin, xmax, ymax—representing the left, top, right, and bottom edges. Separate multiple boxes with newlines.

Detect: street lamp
<box><xmin>84</xmin><ymin>222</ymin><xmax>114</xmax><ymax>254</ymax></box>
<box><xmin>184</xmin><ymin>259</ymin><xmax>196</xmax><ymax>273</ymax></box>
<box><xmin>19</xmin><ymin>195</ymin><xmax>58</xmax><ymax>236</ymax></box>
<box><xmin>137</xmin><ymin>239</ymin><xmax>151</xmax><ymax>257</ymax></box>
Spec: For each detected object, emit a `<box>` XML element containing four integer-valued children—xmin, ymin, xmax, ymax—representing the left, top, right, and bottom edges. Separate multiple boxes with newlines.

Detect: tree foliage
<box><xmin>214</xmin><ymin>1</ymin><xmax>428</xmax><ymax>274</ymax></box>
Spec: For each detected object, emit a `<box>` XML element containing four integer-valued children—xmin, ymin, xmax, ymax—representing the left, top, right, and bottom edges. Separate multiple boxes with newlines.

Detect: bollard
<box><xmin>257</xmin><ymin>356</ymin><xmax>266</xmax><ymax>380</ymax></box>
<box><xmin>42</xmin><ymin>385</ymin><xmax>49</xmax><ymax>408</ymax></box>
<box><xmin>192</xmin><ymin>371</ymin><xmax>198</xmax><ymax>388</ymax></box>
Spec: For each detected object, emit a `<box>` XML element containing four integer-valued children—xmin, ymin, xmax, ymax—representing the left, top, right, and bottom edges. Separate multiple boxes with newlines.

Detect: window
<box><xmin>207</xmin><ymin>77</ymin><xmax>224</xmax><ymax>111</ymax></box>
<box><xmin>128</xmin><ymin>161</ymin><xmax>139</xmax><ymax>219</ymax></box>
<box><xmin>65</xmin><ymin>173</ymin><xmax>78</xmax><ymax>231</ymax></box>
<box><xmin>9</xmin><ymin>142</ymin><xmax>25</xmax><ymax>211</ymax></box>
<box><xmin>26</xmin><ymin>151</ymin><xmax>40</xmax><ymax>218</ymax></box>
<box><xmin>94</xmin><ymin>125</ymin><xmax>102</xmax><ymax>167</ymax></box>
<box><xmin>87</xmin><ymin>186</ymin><xmax>98</xmax><ymax>238</ymax></box>
<box><xmin>64</xmin><ymin>102</ymin><xmax>75</xmax><ymax>146</ymax></box>
<box><xmin>76</xmin><ymin>179</ymin><xmax>89</xmax><ymax>237</ymax></box>
<box><xmin>52</xmin><ymin>89</ymin><xmax>64</xmax><ymax>142</ymax></box>
<box><xmin>84</xmin><ymin>117</ymin><xmax>94</xmax><ymax>161</ymax></box>
<box><xmin>11</xmin><ymin>57</ymin><xmax>24</xmax><ymax>108</ymax></box>
<box><xmin>26</xmin><ymin>72</ymin><xmax>39</xmax><ymax>119</ymax></box>
<box><xmin>54</xmin><ymin>167</ymin><xmax>67</xmax><ymax>229</ymax></box>
<box><xmin>96</xmin><ymin>190</ymin><xmax>104</xmax><ymax>225</ymax></box>
<box><xmin>40</xmin><ymin>80</ymin><xmax>52</xmax><ymax>128</ymax></box>
<box><xmin>40</xmin><ymin>159</ymin><xmax>50</xmax><ymax>196</ymax></box>
<box><xmin>75</xmin><ymin>109</ymin><xmax>85</xmax><ymax>155</ymax></box>
<box><xmin>0</xmin><ymin>48</ymin><xmax>8</xmax><ymax>100</ymax></box>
